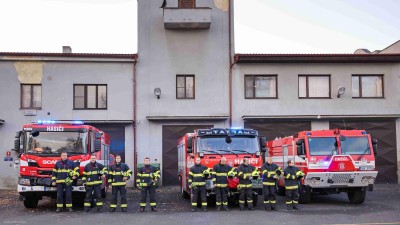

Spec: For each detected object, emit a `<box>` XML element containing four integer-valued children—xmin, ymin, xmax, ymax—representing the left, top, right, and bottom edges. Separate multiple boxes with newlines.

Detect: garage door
<box><xmin>330</xmin><ymin>120</ymin><xmax>397</xmax><ymax>183</ymax></box>
<box><xmin>244</xmin><ymin>120</ymin><xmax>311</xmax><ymax>141</ymax></box>
<box><xmin>162</xmin><ymin>125</ymin><xmax>213</xmax><ymax>186</ymax></box>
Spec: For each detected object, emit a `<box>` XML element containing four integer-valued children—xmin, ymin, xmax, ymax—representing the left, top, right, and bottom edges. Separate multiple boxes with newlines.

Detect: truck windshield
<box><xmin>340</xmin><ymin>136</ymin><xmax>370</xmax><ymax>155</ymax></box>
<box><xmin>24</xmin><ymin>131</ymin><xmax>87</xmax><ymax>155</ymax></box>
<box><xmin>308</xmin><ymin>137</ymin><xmax>337</xmax><ymax>156</ymax></box>
<box><xmin>197</xmin><ymin>136</ymin><xmax>259</xmax><ymax>154</ymax></box>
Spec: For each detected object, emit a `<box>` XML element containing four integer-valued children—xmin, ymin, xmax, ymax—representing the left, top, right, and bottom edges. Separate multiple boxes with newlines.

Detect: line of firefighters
<box><xmin>51</xmin><ymin>152</ymin><xmax>304</xmax><ymax>212</ymax></box>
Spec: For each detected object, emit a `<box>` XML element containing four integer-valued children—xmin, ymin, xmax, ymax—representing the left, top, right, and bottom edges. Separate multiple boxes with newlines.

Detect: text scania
<box><xmin>42</xmin><ymin>160</ymin><xmax>57</xmax><ymax>164</ymax></box>
<box><xmin>46</xmin><ymin>126</ymin><xmax>64</xmax><ymax>132</ymax></box>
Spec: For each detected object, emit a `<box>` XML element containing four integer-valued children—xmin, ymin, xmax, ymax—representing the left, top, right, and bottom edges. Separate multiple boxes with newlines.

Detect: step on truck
<box><xmin>178</xmin><ymin>128</ymin><xmax>267</xmax><ymax>206</ymax></box>
<box><xmin>267</xmin><ymin>129</ymin><xmax>378</xmax><ymax>204</ymax></box>
<box><xmin>13</xmin><ymin>120</ymin><xmax>112</xmax><ymax>208</ymax></box>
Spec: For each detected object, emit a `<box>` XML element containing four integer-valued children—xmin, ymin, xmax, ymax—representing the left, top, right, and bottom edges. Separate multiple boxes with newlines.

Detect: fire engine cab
<box><xmin>13</xmin><ymin>121</ymin><xmax>112</xmax><ymax>208</ymax></box>
<box><xmin>267</xmin><ymin>129</ymin><xmax>378</xmax><ymax>204</ymax></box>
<box><xmin>178</xmin><ymin>128</ymin><xmax>266</xmax><ymax>205</ymax></box>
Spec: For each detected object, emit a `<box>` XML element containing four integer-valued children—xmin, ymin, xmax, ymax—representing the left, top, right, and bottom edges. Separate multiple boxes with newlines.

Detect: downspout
<box><xmin>228</xmin><ymin>0</ymin><xmax>236</xmax><ymax>127</ymax></box>
<box><xmin>133</xmin><ymin>54</ymin><xmax>138</xmax><ymax>185</ymax></box>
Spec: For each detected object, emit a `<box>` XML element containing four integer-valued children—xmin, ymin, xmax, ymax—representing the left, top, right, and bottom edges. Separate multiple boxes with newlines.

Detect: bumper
<box><xmin>304</xmin><ymin>171</ymin><xmax>378</xmax><ymax>188</ymax></box>
<box><xmin>18</xmin><ymin>184</ymin><xmax>86</xmax><ymax>193</ymax></box>
<box><xmin>205</xmin><ymin>179</ymin><xmax>263</xmax><ymax>191</ymax></box>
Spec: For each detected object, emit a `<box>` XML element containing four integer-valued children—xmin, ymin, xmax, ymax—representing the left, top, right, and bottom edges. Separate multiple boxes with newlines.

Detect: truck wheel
<box><xmin>298</xmin><ymin>188</ymin><xmax>311</xmax><ymax>204</ymax></box>
<box><xmin>181</xmin><ymin>185</ymin><xmax>190</xmax><ymax>199</ymax></box>
<box><xmin>347</xmin><ymin>189</ymin><xmax>366</xmax><ymax>204</ymax></box>
<box><xmin>72</xmin><ymin>193</ymin><xmax>85</xmax><ymax>206</ymax></box>
<box><xmin>251</xmin><ymin>193</ymin><xmax>258</xmax><ymax>206</ymax></box>
<box><xmin>23</xmin><ymin>196</ymin><xmax>39</xmax><ymax>208</ymax></box>
<box><xmin>276</xmin><ymin>183</ymin><xmax>285</xmax><ymax>196</ymax></box>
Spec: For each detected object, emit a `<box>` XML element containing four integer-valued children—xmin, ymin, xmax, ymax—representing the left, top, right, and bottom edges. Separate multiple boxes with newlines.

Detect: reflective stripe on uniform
<box><xmin>150</xmin><ymin>202</ymin><xmax>156</xmax><ymax>206</ymax></box>
<box><xmin>84</xmin><ymin>203</ymin><xmax>91</xmax><ymax>207</ymax></box>
<box><xmin>286</xmin><ymin>185</ymin><xmax>298</xmax><ymax>190</ymax></box>
<box><xmin>238</xmin><ymin>184</ymin><xmax>252</xmax><ymax>188</ymax></box>
<box><xmin>216</xmin><ymin>173</ymin><xmax>228</xmax><ymax>176</ymax></box>
<box><xmin>216</xmin><ymin>184</ymin><xmax>227</xmax><ymax>188</ymax></box>
<box><xmin>201</xmin><ymin>202</ymin><xmax>207</xmax><ymax>206</ymax></box>
<box><xmin>57</xmin><ymin>204</ymin><xmax>63</xmax><ymax>208</ymax></box>
<box><xmin>121</xmin><ymin>204</ymin><xmax>127</xmax><ymax>208</ymax></box>
<box><xmin>96</xmin><ymin>202</ymin><xmax>103</xmax><ymax>206</ymax></box>
<box><xmin>111</xmin><ymin>182</ymin><xmax>126</xmax><ymax>186</ymax></box>
<box><xmin>66</xmin><ymin>204</ymin><xmax>72</xmax><ymax>208</ymax></box>
<box><xmin>140</xmin><ymin>203</ymin><xmax>146</xmax><ymax>207</ymax></box>
<box><xmin>110</xmin><ymin>204</ymin><xmax>117</xmax><ymax>208</ymax></box>
<box><xmin>263</xmin><ymin>182</ymin><xmax>275</xmax><ymax>186</ymax></box>
<box><xmin>85</xmin><ymin>180</ymin><xmax>103</xmax><ymax>186</ymax></box>
<box><xmin>192</xmin><ymin>182</ymin><xmax>206</xmax><ymax>186</ymax></box>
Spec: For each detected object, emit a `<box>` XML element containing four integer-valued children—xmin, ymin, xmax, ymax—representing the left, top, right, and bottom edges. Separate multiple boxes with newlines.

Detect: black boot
<box><xmin>216</xmin><ymin>206</ymin><xmax>221</xmax><ymax>211</ymax></box>
<box><xmin>56</xmin><ymin>208</ymin><xmax>62</xmax><ymax>213</ymax></box>
<box><xmin>293</xmin><ymin>205</ymin><xmax>300</xmax><ymax>210</ymax></box>
<box><xmin>122</xmin><ymin>208</ymin><xmax>127</xmax><ymax>212</ymax></box>
<box><xmin>97</xmin><ymin>207</ymin><xmax>103</xmax><ymax>212</ymax></box>
<box><xmin>203</xmin><ymin>207</ymin><xmax>207</xmax><ymax>212</ymax></box>
<box><xmin>84</xmin><ymin>207</ymin><xmax>90</xmax><ymax>212</ymax></box>
<box><xmin>67</xmin><ymin>208</ymin><xmax>73</xmax><ymax>212</ymax></box>
<box><xmin>151</xmin><ymin>207</ymin><xmax>157</xmax><ymax>212</ymax></box>
<box><xmin>140</xmin><ymin>207</ymin><xmax>145</xmax><ymax>212</ymax></box>
<box><xmin>191</xmin><ymin>207</ymin><xmax>197</xmax><ymax>212</ymax></box>
<box><xmin>249</xmin><ymin>207</ymin><xmax>254</xmax><ymax>211</ymax></box>
<box><xmin>223</xmin><ymin>206</ymin><xmax>229</xmax><ymax>211</ymax></box>
<box><xmin>240</xmin><ymin>207</ymin><xmax>244</xmax><ymax>211</ymax></box>
<box><xmin>271</xmin><ymin>205</ymin><xmax>276</xmax><ymax>211</ymax></box>
<box><xmin>110</xmin><ymin>208</ymin><xmax>116</xmax><ymax>212</ymax></box>
<box><xmin>286</xmin><ymin>205</ymin><xmax>292</xmax><ymax>210</ymax></box>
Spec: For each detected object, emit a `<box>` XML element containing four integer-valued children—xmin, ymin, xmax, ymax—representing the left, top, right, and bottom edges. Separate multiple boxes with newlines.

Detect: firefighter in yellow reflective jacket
<box><xmin>82</xmin><ymin>154</ymin><xmax>108</xmax><ymax>212</ymax></box>
<box><xmin>212</xmin><ymin>157</ymin><xmax>233</xmax><ymax>211</ymax></box>
<box><xmin>283</xmin><ymin>159</ymin><xmax>304</xmax><ymax>210</ymax></box>
<box><xmin>261</xmin><ymin>156</ymin><xmax>282</xmax><ymax>211</ymax></box>
<box><xmin>136</xmin><ymin>157</ymin><xmax>160</xmax><ymax>212</ymax></box>
<box><xmin>189</xmin><ymin>157</ymin><xmax>209</xmax><ymax>212</ymax></box>
<box><xmin>108</xmin><ymin>155</ymin><xmax>132</xmax><ymax>212</ymax></box>
<box><xmin>237</xmin><ymin>158</ymin><xmax>258</xmax><ymax>211</ymax></box>
<box><xmin>51</xmin><ymin>151</ymin><xmax>79</xmax><ymax>212</ymax></box>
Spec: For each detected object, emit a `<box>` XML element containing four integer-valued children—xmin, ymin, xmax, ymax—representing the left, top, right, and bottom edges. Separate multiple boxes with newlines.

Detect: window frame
<box><xmin>20</xmin><ymin>84</ymin><xmax>42</xmax><ymax>109</ymax></box>
<box><xmin>176</xmin><ymin>75</ymin><xmax>195</xmax><ymax>99</ymax></box>
<box><xmin>244</xmin><ymin>75</ymin><xmax>278</xmax><ymax>99</ymax></box>
<box><xmin>352</xmin><ymin>74</ymin><xmax>384</xmax><ymax>99</ymax></box>
<box><xmin>73</xmin><ymin>84</ymin><xmax>108</xmax><ymax>110</ymax></box>
<box><xmin>178</xmin><ymin>0</ymin><xmax>196</xmax><ymax>8</ymax></box>
<box><xmin>298</xmin><ymin>75</ymin><xmax>331</xmax><ymax>99</ymax></box>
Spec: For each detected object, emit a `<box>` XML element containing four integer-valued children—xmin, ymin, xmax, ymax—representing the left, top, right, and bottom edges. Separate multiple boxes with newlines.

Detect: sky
<box><xmin>0</xmin><ymin>0</ymin><xmax>399</xmax><ymax>54</ymax></box>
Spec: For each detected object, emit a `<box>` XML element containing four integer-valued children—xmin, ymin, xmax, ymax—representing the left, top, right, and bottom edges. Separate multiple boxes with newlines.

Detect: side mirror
<box><xmin>187</xmin><ymin>136</ymin><xmax>193</xmax><ymax>153</ymax></box>
<box><xmin>259</xmin><ymin>136</ymin><xmax>267</xmax><ymax>152</ymax></box>
<box><xmin>94</xmin><ymin>140</ymin><xmax>101</xmax><ymax>152</ymax></box>
<box><xmin>13</xmin><ymin>131</ymin><xmax>21</xmax><ymax>152</ymax></box>
<box><xmin>95</xmin><ymin>132</ymin><xmax>102</xmax><ymax>139</ymax></box>
<box><xmin>371</xmin><ymin>138</ymin><xmax>378</xmax><ymax>156</ymax></box>
<box><xmin>225</xmin><ymin>136</ymin><xmax>232</xmax><ymax>144</ymax></box>
<box><xmin>340</xmin><ymin>135</ymin><xmax>346</xmax><ymax>141</ymax></box>
<box><xmin>296</xmin><ymin>139</ymin><xmax>305</xmax><ymax>156</ymax></box>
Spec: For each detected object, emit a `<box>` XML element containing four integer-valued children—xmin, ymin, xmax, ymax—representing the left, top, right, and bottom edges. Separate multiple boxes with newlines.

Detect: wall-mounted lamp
<box><xmin>154</xmin><ymin>88</ymin><xmax>161</xmax><ymax>99</ymax></box>
<box><xmin>337</xmin><ymin>86</ymin><xmax>345</xmax><ymax>98</ymax></box>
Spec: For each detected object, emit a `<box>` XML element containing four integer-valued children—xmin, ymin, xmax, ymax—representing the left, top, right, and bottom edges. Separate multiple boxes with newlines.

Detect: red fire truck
<box><xmin>178</xmin><ymin>128</ymin><xmax>266</xmax><ymax>205</ymax></box>
<box><xmin>267</xmin><ymin>129</ymin><xmax>378</xmax><ymax>204</ymax></box>
<box><xmin>13</xmin><ymin>120</ymin><xmax>112</xmax><ymax>208</ymax></box>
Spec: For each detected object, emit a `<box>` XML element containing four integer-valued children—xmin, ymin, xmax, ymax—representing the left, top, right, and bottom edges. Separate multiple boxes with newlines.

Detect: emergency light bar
<box><xmin>33</xmin><ymin>120</ymin><xmax>84</xmax><ymax>125</ymax></box>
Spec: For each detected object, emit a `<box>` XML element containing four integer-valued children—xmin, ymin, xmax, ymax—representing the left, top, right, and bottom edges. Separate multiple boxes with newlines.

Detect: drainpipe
<box><xmin>228</xmin><ymin>0</ymin><xmax>236</xmax><ymax>127</ymax></box>
<box><xmin>133</xmin><ymin>54</ymin><xmax>138</xmax><ymax>185</ymax></box>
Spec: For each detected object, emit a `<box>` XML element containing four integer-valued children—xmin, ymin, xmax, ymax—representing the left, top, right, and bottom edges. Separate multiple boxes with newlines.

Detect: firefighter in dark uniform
<box><xmin>212</xmin><ymin>157</ymin><xmax>233</xmax><ymax>211</ymax></box>
<box><xmin>237</xmin><ymin>158</ymin><xmax>259</xmax><ymax>211</ymax></box>
<box><xmin>189</xmin><ymin>157</ymin><xmax>210</xmax><ymax>212</ymax></box>
<box><xmin>136</xmin><ymin>157</ymin><xmax>160</xmax><ymax>212</ymax></box>
<box><xmin>108</xmin><ymin>155</ymin><xmax>132</xmax><ymax>212</ymax></box>
<box><xmin>284</xmin><ymin>159</ymin><xmax>304</xmax><ymax>210</ymax></box>
<box><xmin>261</xmin><ymin>156</ymin><xmax>282</xmax><ymax>211</ymax></box>
<box><xmin>82</xmin><ymin>154</ymin><xmax>108</xmax><ymax>212</ymax></box>
<box><xmin>51</xmin><ymin>151</ymin><xmax>79</xmax><ymax>212</ymax></box>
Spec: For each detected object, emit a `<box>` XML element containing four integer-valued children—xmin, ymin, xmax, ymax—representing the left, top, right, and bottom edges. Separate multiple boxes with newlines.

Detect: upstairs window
<box><xmin>176</xmin><ymin>75</ymin><xmax>195</xmax><ymax>99</ymax></box>
<box><xmin>299</xmin><ymin>75</ymin><xmax>331</xmax><ymax>98</ymax></box>
<box><xmin>245</xmin><ymin>75</ymin><xmax>277</xmax><ymax>99</ymax></box>
<box><xmin>179</xmin><ymin>0</ymin><xmax>196</xmax><ymax>8</ymax></box>
<box><xmin>352</xmin><ymin>75</ymin><xmax>383</xmax><ymax>98</ymax></box>
<box><xmin>21</xmin><ymin>84</ymin><xmax>42</xmax><ymax>109</ymax></box>
<box><xmin>74</xmin><ymin>84</ymin><xmax>107</xmax><ymax>109</ymax></box>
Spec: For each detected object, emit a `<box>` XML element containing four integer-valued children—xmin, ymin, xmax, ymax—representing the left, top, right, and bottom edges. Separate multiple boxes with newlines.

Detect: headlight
<box><xmin>361</xmin><ymin>176</ymin><xmax>375</xmax><ymax>184</ymax></box>
<box><xmin>305</xmin><ymin>177</ymin><xmax>320</xmax><ymax>185</ymax></box>
<box><xmin>19</xmin><ymin>178</ymin><xmax>31</xmax><ymax>186</ymax></box>
<box><xmin>359</xmin><ymin>166</ymin><xmax>374</xmax><ymax>171</ymax></box>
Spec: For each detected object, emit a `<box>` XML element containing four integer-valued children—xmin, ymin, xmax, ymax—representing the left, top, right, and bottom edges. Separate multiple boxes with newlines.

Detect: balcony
<box><xmin>163</xmin><ymin>7</ymin><xmax>212</xmax><ymax>29</ymax></box>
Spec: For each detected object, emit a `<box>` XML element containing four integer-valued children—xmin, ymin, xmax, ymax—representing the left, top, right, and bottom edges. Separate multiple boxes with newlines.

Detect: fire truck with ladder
<box><xmin>13</xmin><ymin>120</ymin><xmax>112</xmax><ymax>208</ymax></box>
<box><xmin>178</xmin><ymin>128</ymin><xmax>267</xmax><ymax>206</ymax></box>
<box><xmin>267</xmin><ymin>129</ymin><xmax>378</xmax><ymax>204</ymax></box>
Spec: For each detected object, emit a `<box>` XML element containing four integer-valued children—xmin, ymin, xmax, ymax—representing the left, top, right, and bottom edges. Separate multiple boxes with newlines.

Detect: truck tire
<box><xmin>181</xmin><ymin>185</ymin><xmax>190</xmax><ymax>199</ymax></box>
<box><xmin>23</xmin><ymin>196</ymin><xmax>39</xmax><ymax>208</ymax></box>
<box><xmin>347</xmin><ymin>189</ymin><xmax>366</xmax><ymax>204</ymax></box>
<box><xmin>298</xmin><ymin>183</ymin><xmax>311</xmax><ymax>204</ymax></box>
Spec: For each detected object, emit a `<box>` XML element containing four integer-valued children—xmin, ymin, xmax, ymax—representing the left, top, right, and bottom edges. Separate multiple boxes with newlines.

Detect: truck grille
<box><xmin>332</xmin><ymin>174</ymin><xmax>352</xmax><ymax>183</ymax></box>
<box><xmin>37</xmin><ymin>170</ymin><xmax>53</xmax><ymax>176</ymax></box>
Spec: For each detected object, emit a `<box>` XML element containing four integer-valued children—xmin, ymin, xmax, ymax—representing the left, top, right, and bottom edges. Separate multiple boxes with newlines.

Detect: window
<box><xmin>21</xmin><ymin>84</ymin><xmax>41</xmax><ymax>109</ymax></box>
<box><xmin>299</xmin><ymin>75</ymin><xmax>330</xmax><ymax>98</ymax></box>
<box><xmin>352</xmin><ymin>75</ymin><xmax>383</xmax><ymax>98</ymax></box>
<box><xmin>176</xmin><ymin>75</ymin><xmax>195</xmax><ymax>99</ymax></box>
<box><xmin>245</xmin><ymin>75</ymin><xmax>277</xmax><ymax>99</ymax></box>
<box><xmin>74</xmin><ymin>84</ymin><xmax>107</xmax><ymax>109</ymax></box>
<box><xmin>179</xmin><ymin>0</ymin><xmax>196</xmax><ymax>8</ymax></box>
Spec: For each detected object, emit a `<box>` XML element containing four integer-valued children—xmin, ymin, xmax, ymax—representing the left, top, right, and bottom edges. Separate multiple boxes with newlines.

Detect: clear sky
<box><xmin>1</xmin><ymin>0</ymin><xmax>399</xmax><ymax>54</ymax></box>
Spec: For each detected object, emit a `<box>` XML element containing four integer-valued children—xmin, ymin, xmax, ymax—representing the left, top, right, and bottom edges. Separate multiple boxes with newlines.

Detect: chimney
<box><xmin>62</xmin><ymin>46</ymin><xmax>72</xmax><ymax>53</ymax></box>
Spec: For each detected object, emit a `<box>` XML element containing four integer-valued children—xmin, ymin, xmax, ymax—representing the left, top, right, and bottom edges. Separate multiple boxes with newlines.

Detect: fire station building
<box><xmin>0</xmin><ymin>0</ymin><xmax>399</xmax><ymax>188</ymax></box>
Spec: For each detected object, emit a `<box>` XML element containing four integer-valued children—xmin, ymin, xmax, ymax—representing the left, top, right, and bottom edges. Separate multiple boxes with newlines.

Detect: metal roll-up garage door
<box><xmin>162</xmin><ymin>125</ymin><xmax>213</xmax><ymax>186</ymax></box>
<box><xmin>329</xmin><ymin>120</ymin><xmax>397</xmax><ymax>183</ymax></box>
<box><xmin>244</xmin><ymin>120</ymin><xmax>312</xmax><ymax>141</ymax></box>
